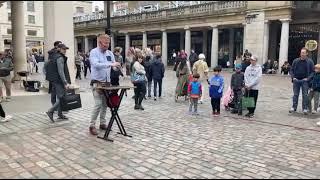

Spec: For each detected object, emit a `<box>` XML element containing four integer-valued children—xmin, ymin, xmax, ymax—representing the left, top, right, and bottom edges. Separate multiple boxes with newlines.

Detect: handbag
<box><xmin>61</xmin><ymin>89</ymin><xmax>82</xmax><ymax>111</ymax></box>
<box><xmin>131</xmin><ymin>71</ymin><xmax>146</xmax><ymax>83</ymax></box>
<box><xmin>241</xmin><ymin>92</ymin><xmax>255</xmax><ymax>108</ymax></box>
<box><xmin>106</xmin><ymin>92</ymin><xmax>120</xmax><ymax>108</ymax></box>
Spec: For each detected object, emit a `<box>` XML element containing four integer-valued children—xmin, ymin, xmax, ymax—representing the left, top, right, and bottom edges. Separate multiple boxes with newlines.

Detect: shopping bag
<box><xmin>241</xmin><ymin>96</ymin><xmax>255</xmax><ymax>108</ymax></box>
<box><xmin>61</xmin><ymin>89</ymin><xmax>82</xmax><ymax>111</ymax></box>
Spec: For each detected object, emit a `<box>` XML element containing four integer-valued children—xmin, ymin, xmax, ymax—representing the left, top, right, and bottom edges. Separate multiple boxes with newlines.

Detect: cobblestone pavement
<box><xmin>0</xmin><ymin>70</ymin><xmax>320</xmax><ymax>179</ymax></box>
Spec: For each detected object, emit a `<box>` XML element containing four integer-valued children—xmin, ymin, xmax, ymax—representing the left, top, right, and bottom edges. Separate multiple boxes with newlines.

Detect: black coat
<box><xmin>150</xmin><ymin>59</ymin><xmax>165</xmax><ymax>80</ymax></box>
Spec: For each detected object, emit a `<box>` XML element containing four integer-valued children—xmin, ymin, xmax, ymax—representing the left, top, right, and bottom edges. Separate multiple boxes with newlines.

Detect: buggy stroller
<box><xmin>221</xmin><ymin>86</ymin><xmax>235</xmax><ymax>111</ymax></box>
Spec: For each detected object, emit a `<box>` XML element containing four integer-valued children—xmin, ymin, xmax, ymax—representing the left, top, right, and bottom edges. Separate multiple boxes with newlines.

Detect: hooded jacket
<box><xmin>150</xmin><ymin>58</ymin><xmax>165</xmax><ymax>80</ymax></box>
<box><xmin>244</xmin><ymin>64</ymin><xmax>262</xmax><ymax>90</ymax></box>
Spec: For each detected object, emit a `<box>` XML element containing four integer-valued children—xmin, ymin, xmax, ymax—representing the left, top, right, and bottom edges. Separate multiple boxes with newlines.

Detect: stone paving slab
<box><xmin>0</xmin><ymin>70</ymin><xmax>320</xmax><ymax>179</ymax></box>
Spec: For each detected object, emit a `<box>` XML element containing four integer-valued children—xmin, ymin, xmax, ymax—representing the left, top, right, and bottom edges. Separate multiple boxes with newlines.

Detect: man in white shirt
<box><xmin>89</xmin><ymin>34</ymin><xmax>120</xmax><ymax>135</ymax></box>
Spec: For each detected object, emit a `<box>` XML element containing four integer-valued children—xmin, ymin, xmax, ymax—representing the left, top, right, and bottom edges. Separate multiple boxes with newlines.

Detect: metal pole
<box><xmin>105</xmin><ymin>1</ymin><xmax>111</xmax><ymax>35</ymax></box>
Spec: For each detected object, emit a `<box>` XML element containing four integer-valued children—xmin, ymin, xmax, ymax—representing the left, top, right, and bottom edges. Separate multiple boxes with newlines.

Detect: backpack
<box><xmin>23</xmin><ymin>80</ymin><xmax>40</xmax><ymax>92</ymax></box>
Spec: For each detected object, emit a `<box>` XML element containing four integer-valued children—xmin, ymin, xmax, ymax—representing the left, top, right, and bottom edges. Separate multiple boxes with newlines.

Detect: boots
<box><xmin>134</xmin><ymin>96</ymin><xmax>140</xmax><ymax>110</ymax></box>
<box><xmin>138</xmin><ymin>96</ymin><xmax>144</xmax><ymax>110</ymax></box>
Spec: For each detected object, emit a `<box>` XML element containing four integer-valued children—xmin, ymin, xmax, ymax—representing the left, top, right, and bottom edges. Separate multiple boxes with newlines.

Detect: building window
<box><xmin>7</xmin><ymin>29</ymin><xmax>12</xmax><ymax>35</ymax></box>
<box><xmin>8</xmin><ymin>13</ymin><xmax>11</xmax><ymax>21</ymax></box>
<box><xmin>28</xmin><ymin>15</ymin><xmax>35</xmax><ymax>24</ymax></box>
<box><xmin>76</xmin><ymin>7</ymin><xmax>84</xmax><ymax>14</ymax></box>
<box><xmin>7</xmin><ymin>2</ymin><xmax>11</xmax><ymax>9</ymax></box>
<box><xmin>27</xmin><ymin>1</ymin><xmax>35</xmax><ymax>12</ymax></box>
<box><xmin>27</xmin><ymin>30</ymin><xmax>37</xmax><ymax>36</ymax></box>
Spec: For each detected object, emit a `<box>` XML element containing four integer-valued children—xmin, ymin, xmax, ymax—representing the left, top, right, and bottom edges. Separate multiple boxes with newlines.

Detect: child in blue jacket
<box><xmin>209</xmin><ymin>66</ymin><xmax>224</xmax><ymax>116</ymax></box>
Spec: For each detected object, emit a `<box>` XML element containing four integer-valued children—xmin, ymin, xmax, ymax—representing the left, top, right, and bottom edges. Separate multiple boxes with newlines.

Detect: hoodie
<box><xmin>150</xmin><ymin>58</ymin><xmax>165</xmax><ymax>80</ymax></box>
<box><xmin>209</xmin><ymin>75</ymin><xmax>224</xmax><ymax>98</ymax></box>
<box><xmin>44</xmin><ymin>48</ymin><xmax>58</xmax><ymax>75</ymax></box>
<box><xmin>244</xmin><ymin>64</ymin><xmax>262</xmax><ymax>90</ymax></box>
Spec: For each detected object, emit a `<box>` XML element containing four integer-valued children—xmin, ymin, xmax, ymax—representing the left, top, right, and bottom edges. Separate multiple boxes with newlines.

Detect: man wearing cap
<box><xmin>88</xmin><ymin>34</ymin><xmax>120</xmax><ymax>135</ymax></box>
<box><xmin>45</xmin><ymin>41</ymin><xmax>62</xmax><ymax>106</ymax></box>
<box><xmin>244</xmin><ymin>55</ymin><xmax>262</xmax><ymax>118</ymax></box>
<box><xmin>45</xmin><ymin>43</ymin><xmax>71</xmax><ymax>122</ymax></box>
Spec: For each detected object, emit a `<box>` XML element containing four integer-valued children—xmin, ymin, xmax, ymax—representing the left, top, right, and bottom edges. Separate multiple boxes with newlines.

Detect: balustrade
<box><xmin>74</xmin><ymin>1</ymin><xmax>247</xmax><ymax>27</ymax></box>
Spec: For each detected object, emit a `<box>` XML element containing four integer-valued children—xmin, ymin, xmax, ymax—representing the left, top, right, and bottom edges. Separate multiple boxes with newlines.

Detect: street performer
<box><xmin>89</xmin><ymin>34</ymin><xmax>120</xmax><ymax>135</ymax></box>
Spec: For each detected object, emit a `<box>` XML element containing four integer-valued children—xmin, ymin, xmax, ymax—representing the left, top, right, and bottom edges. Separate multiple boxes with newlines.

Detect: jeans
<box><xmin>153</xmin><ymin>79</ymin><xmax>162</xmax><ymax>97</ymax></box>
<box><xmin>48</xmin><ymin>83</ymin><xmax>65</xmax><ymax>116</ymax></box>
<box><xmin>245</xmin><ymin>89</ymin><xmax>259</xmax><ymax>114</ymax></box>
<box><xmin>134</xmin><ymin>82</ymin><xmax>146</xmax><ymax>106</ymax></box>
<box><xmin>84</xmin><ymin>65</ymin><xmax>91</xmax><ymax>78</ymax></box>
<box><xmin>49</xmin><ymin>82</ymin><xmax>56</xmax><ymax>105</ymax></box>
<box><xmin>211</xmin><ymin>98</ymin><xmax>221</xmax><ymax>113</ymax></box>
<box><xmin>292</xmin><ymin>80</ymin><xmax>309</xmax><ymax>110</ymax></box>
<box><xmin>189</xmin><ymin>98</ymin><xmax>198</xmax><ymax>112</ymax></box>
<box><xmin>90</xmin><ymin>88</ymin><xmax>107</xmax><ymax>127</ymax></box>
<box><xmin>76</xmin><ymin>64</ymin><xmax>81</xmax><ymax>79</ymax></box>
<box><xmin>233</xmin><ymin>89</ymin><xmax>243</xmax><ymax>113</ymax></box>
<box><xmin>308</xmin><ymin>90</ymin><xmax>320</xmax><ymax>111</ymax></box>
<box><xmin>147</xmin><ymin>80</ymin><xmax>152</xmax><ymax>97</ymax></box>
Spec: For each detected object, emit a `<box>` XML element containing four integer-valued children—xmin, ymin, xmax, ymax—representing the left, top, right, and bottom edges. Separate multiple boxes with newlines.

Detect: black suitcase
<box><xmin>61</xmin><ymin>89</ymin><xmax>82</xmax><ymax>111</ymax></box>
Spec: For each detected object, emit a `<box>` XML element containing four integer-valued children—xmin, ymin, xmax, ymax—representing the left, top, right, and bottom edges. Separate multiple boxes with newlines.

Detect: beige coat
<box><xmin>192</xmin><ymin>59</ymin><xmax>209</xmax><ymax>82</ymax></box>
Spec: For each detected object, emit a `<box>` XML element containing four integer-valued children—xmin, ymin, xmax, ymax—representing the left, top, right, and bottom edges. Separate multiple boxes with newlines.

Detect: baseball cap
<box><xmin>57</xmin><ymin>44</ymin><xmax>69</xmax><ymax>50</ymax></box>
<box><xmin>54</xmin><ymin>41</ymin><xmax>62</xmax><ymax>47</ymax></box>
<box><xmin>235</xmin><ymin>64</ymin><xmax>242</xmax><ymax>69</ymax></box>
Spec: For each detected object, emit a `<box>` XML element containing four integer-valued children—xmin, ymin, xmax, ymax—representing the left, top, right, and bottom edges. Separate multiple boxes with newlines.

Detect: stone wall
<box><xmin>245</xmin><ymin>11</ymin><xmax>265</xmax><ymax>61</ymax></box>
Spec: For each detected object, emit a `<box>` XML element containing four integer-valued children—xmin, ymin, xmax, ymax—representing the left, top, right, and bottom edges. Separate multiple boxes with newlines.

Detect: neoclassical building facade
<box><xmin>74</xmin><ymin>1</ymin><xmax>320</xmax><ymax>72</ymax></box>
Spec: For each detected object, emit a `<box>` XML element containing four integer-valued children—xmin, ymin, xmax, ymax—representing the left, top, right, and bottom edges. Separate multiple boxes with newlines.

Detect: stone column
<box><xmin>185</xmin><ymin>26</ymin><xmax>191</xmax><ymax>58</ymax></box>
<box><xmin>125</xmin><ymin>33</ymin><xmax>130</xmax><ymax>55</ymax></box>
<box><xmin>111</xmin><ymin>33</ymin><xmax>115</xmax><ymax>52</ymax></box>
<box><xmin>44</xmin><ymin>1</ymin><xmax>76</xmax><ymax>84</ymax></box>
<box><xmin>142</xmin><ymin>31</ymin><xmax>147</xmax><ymax>49</ymax></box>
<box><xmin>0</xmin><ymin>36</ymin><xmax>4</xmax><ymax>52</ymax></box>
<box><xmin>262</xmin><ymin>20</ymin><xmax>269</xmax><ymax>65</ymax></box>
<box><xmin>317</xmin><ymin>26</ymin><xmax>320</xmax><ymax>64</ymax></box>
<box><xmin>161</xmin><ymin>29</ymin><xmax>168</xmax><ymax>67</ymax></box>
<box><xmin>179</xmin><ymin>32</ymin><xmax>184</xmax><ymax>51</ymax></box>
<box><xmin>211</xmin><ymin>25</ymin><xmax>219</xmax><ymax>68</ymax></box>
<box><xmin>11</xmin><ymin>1</ymin><xmax>27</xmax><ymax>80</ymax></box>
<box><xmin>84</xmin><ymin>36</ymin><xmax>89</xmax><ymax>53</ymax></box>
<box><xmin>279</xmin><ymin>19</ymin><xmax>290</xmax><ymax>73</ymax></box>
<box><xmin>74</xmin><ymin>37</ymin><xmax>78</xmax><ymax>54</ymax></box>
<box><xmin>202</xmin><ymin>30</ymin><xmax>208</xmax><ymax>56</ymax></box>
<box><xmin>229</xmin><ymin>28</ymin><xmax>235</xmax><ymax>67</ymax></box>
<box><xmin>242</xmin><ymin>23</ymin><xmax>246</xmax><ymax>53</ymax></box>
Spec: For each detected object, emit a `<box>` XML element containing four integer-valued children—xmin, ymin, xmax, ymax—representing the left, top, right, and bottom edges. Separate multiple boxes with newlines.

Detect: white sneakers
<box><xmin>0</xmin><ymin>115</ymin><xmax>12</xmax><ymax>122</ymax></box>
<box><xmin>0</xmin><ymin>97</ymin><xmax>11</xmax><ymax>102</ymax></box>
<box><xmin>317</xmin><ymin>121</ymin><xmax>320</xmax><ymax>126</ymax></box>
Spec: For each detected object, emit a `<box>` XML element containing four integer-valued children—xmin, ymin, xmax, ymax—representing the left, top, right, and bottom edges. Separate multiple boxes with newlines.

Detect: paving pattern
<box><xmin>0</xmin><ymin>70</ymin><xmax>320</xmax><ymax>179</ymax></box>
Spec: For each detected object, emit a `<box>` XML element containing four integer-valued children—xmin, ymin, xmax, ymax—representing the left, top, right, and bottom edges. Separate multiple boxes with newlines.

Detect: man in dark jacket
<box><xmin>150</xmin><ymin>54</ymin><xmax>165</xmax><ymax>101</ymax></box>
<box><xmin>45</xmin><ymin>44</ymin><xmax>71</xmax><ymax>122</ymax></box>
<box><xmin>189</xmin><ymin>49</ymin><xmax>198</xmax><ymax>69</ymax></box>
<box><xmin>289</xmin><ymin>47</ymin><xmax>315</xmax><ymax>114</ymax></box>
<box><xmin>45</xmin><ymin>41</ymin><xmax>62</xmax><ymax>105</ymax></box>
